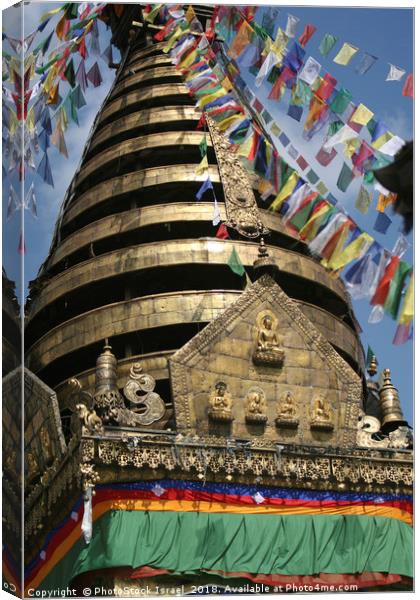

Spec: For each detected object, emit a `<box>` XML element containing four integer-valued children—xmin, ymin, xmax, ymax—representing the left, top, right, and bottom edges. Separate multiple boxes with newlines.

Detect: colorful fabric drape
<box><xmin>26</xmin><ymin>481</ymin><xmax>413</xmax><ymax>594</ymax></box>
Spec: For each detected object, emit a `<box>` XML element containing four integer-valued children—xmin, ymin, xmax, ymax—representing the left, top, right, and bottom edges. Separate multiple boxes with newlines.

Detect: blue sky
<box><xmin>1</xmin><ymin>2</ymin><xmax>414</xmax><ymax>423</ymax></box>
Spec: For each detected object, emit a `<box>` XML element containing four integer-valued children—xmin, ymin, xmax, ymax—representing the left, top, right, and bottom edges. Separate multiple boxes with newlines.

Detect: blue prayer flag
<box><xmin>373</xmin><ymin>212</ymin><xmax>392</xmax><ymax>234</ymax></box>
<box><xmin>196</xmin><ymin>178</ymin><xmax>213</xmax><ymax>200</ymax></box>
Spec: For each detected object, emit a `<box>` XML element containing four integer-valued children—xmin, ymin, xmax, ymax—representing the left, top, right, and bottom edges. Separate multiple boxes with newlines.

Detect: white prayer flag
<box><xmin>255</xmin><ymin>51</ymin><xmax>280</xmax><ymax>87</ymax></box>
<box><xmin>386</xmin><ymin>64</ymin><xmax>406</xmax><ymax>81</ymax></box>
<box><xmin>299</xmin><ymin>56</ymin><xmax>321</xmax><ymax>85</ymax></box>
<box><xmin>285</xmin><ymin>14</ymin><xmax>300</xmax><ymax>38</ymax></box>
<box><xmin>323</xmin><ymin>125</ymin><xmax>358</xmax><ymax>151</ymax></box>
<box><xmin>379</xmin><ymin>135</ymin><xmax>405</xmax><ymax>157</ymax></box>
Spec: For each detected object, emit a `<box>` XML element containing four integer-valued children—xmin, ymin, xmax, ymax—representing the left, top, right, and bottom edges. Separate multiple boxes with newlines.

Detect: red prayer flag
<box><xmin>216</xmin><ymin>223</ymin><xmax>229</xmax><ymax>239</ymax></box>
<box><xmin>196</xmin><ymin>113</ymin><xmax>206</xmax><ymax>129</ymax></box>
<box><xmin>371</xmin><ymin>256</ymin><xmax>400</xmax><ymax>306</ymax></box>
<box><xmin>402</xmin><ymin>73</ymin><xmax>413</xmax><ymax>98</ymax></box>
<box><xmin>299</xmin><ymin>24</ymin><xmax>316</xmax><ymax>47</ymax></box>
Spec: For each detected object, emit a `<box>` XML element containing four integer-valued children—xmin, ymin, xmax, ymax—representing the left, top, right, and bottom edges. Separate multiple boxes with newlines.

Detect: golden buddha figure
<box><xmin>208</xmin><ymin>381</ymin><xmax>234</xmax><ymax>422</ymax></box>
<box><xmin>276</xmin><ymin>391</ymin><xmax>299</xmax><ymax>428</ymax></box>
<box><xmin>253</xmin><ymin>311</ymin><xmax>285</xmax><ymax>367</ymax></box>
<box><xmin>245</xmin><ymin>387</ymin><xmax>267</xmax><ymax>424</ymax></box>
<box><xmin>310</xmin><ymin>395</ymin><xmax>334</xmax><ymax>431</ymax></box>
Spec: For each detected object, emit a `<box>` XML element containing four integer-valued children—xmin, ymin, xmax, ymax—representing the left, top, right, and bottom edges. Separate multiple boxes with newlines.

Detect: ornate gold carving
<box><xmin>208</xmin><ymin>381</ymin><xmax>234</xmax><ymax>422</ymax></box>
<box><xmin>276</xmin><ymin>391</ymin><xmax>299</xmax><ymax>428</ymax></box>
<box><xmin>206</xmin><ymin>114</ymin><xmax>269</xmax><ymax>238</ymax></box>
<box><xmin>170</xmin><ymin>274</ymin><xmax>362</xmax><ymax>446</ymax></box>
<box><xmin>253</xmin><ymin>310</ymin><xmax>285</xmax><ymax>367</ymax></box>
<box><xmin>310</xmin><ymin>395</ymin><xmax>334</xmax><ymax>431</ymax></box>
<box><xmin>40</xmin><ymin>426</ymin><xmax>54</xmax><ymax>465</ymax></box>
<box><xmin>245</xmin><ymin>386</ymin><xmax>267</xmax><ymax>424</ymax></box>
<box><xmin>76</xmin><ymin>403</ymin><xmax>104</xmax><ymax>435</ymax></box>
<box><xmin>26</xmin><ymin>453</ymin><xmax>40</xmax><ymax>483</ymax></box>
<box><xmin>123</xmin><ymin>364</ymin><xmax>165</xmax><ymax>425</ymax></box>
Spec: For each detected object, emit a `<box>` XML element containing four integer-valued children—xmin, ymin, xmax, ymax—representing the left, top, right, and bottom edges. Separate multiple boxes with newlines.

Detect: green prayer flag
<box><xmin>292</xmin><ymin>79</ymin><xmax>312</xmax><ymax>106</ymax></box>
<box><xmin>330</xmin><ymin>88</ymin><xmax>352</xmax><ymax>114</ymax></box>
<box><xmin>384</xmin><ymin>262</ymin><xmax>412</xmax><ymax>320</ymax></box>
<box><xmin>290</xmin><ymin>197</ymin><xmax>320</xmax><ymax>231</ymax></box>
<box><xmin>337</xmin><ymin>162</ymin><xmax>354</xmax><ymax>192</ymax></box>
<box><xmin>199</xmin><ymin>135</ymin><xmax>207</xmax><ymax>158</ymax></box>
<box><xmin>363</xmin><ymin>170</ymin><xmax>375</xmax><ymax>186</ymax></box>
<box><xmin>366</xmin><ymin>118</ymin><xmax>377</xmax><ymax>137</ymax></box>
<box><xmin>319</xmin><ymin>33</ymin><xmax>337</xmax><ymax>56</ymax></box>
<box><xmin>228</xmin><ymin>247</ymin><xmax>245</xmax><ymax>277</ymax></box>
<box><xmin>355</xmin><ymin>186</ymin><xmax>372</xmax><ymax>214</ymax></box>
<box><xmin>328</xmin><ymin>120</ymin><xmax>344</xmax><ymax>138</ymax></box>
<box><xmin>306</xmin><ymin>169</ymin><xmax>319</xmax><ymax>184</ymax></box>
<box><xmin>64</xmin><ymin>58</ymin><xmax>75</xmax><ymax>88</ymax></box>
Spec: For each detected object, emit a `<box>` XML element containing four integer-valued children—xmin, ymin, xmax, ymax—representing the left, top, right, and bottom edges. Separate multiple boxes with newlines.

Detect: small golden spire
<box><xmin>253</xmin><ymin>237</ymin><xmax>278</xmax><ymax>275</ymax></box>
<box><xmin>379</xmin><ymin>368</ymin><xmax>405</xmax><ymax>428</ymax></box>
<box><xmin>367</xmin><ymin>355</ymin><xmax>378</xmax><ymax>377</ymax></box>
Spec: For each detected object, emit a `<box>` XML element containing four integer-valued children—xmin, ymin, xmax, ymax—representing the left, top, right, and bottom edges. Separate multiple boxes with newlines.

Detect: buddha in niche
<box><xmin>276</xmin><ymin>391</ymin><xmax>299</xmax><ymax>427</ymax></box>
<box><xmin>253</xmin><ymin>311</ymin><xmax>285</xmax><ymax>367</ymax></box>
<box><xmin>310</xmin><ymin>395</ymin><xmax>334</xmax><ymax>431</ymax></box>
<box><xmin>208</xmin><ymin>381</ymin><xmax>234</xmax><ymax>422</ymax></box>
<box><xmin>245</xmin><ymin>387</ymin><xmax>267</xmax><ymax>424</ymax></box>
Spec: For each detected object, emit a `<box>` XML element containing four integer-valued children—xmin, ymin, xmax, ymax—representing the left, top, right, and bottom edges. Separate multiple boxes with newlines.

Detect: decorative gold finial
<box><xmin>379</xmin><ymin>368</ymin><xmax>405</xmax><ymax>428</ymax></box>
<box><xmin>253</xmin><ymin>237</ymin><xmax>278</xmax><ymax>275</ymax></box>
<box><xmin>367</xmin><ymin>354</ymin><xmax>378</xmax><ymax>377</ymax></box>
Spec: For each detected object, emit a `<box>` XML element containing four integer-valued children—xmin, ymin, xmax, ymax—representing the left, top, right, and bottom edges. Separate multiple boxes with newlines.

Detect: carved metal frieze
<box><xmin>205</xmin><ymin>114</ymin><xmax>269</xmax><ymax>239</ymax></box>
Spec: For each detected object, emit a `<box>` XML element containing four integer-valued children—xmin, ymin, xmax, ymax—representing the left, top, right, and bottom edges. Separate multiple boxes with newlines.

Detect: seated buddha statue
<box><xmin>245</xmin><ymin>387</ymin><xmax>267</xmax><ymax>424</ymax></box>
<box><xmin>310</xmin><ymin>395</ymin><xmax>334</xmax><ymax>431</ymax></box>
<box><xmin>208</xmin><ymin>381</ymin><xmax>234</xmax><ymax>422</ymax></box>
<box><xmin>276</xmin><ymin>391</ymin><xmax>298</xmax><ymax>427</ymax></box>
<box><xmin>253</xmin><ymin>313</ymin><xmax>285</xmax><ymax>367</ymax></box>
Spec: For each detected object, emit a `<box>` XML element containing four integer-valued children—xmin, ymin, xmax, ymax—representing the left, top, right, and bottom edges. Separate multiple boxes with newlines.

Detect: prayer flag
<box><xmin>299</xmin><ymin>56</ymin><xmax>321</xmax><ymax>85</ymax></box>
<box><xmin>330</xmin><ymin>88</ymin><xmax>352</xmax><ymax>114</ymax></box>
<box><xmin>216</xmin><ymin>223</ymin><xmax>229</xmax><ymax>239</ymax></box>
<box><xmin>64</xmin><ymin>58</ymin><xmax>76</xmax><ymax>88</ymax></box>
<box><xmin>195</xmin><ymin>177</ymin><xmax>213</xmax><ymax>200</ymax></box>
<box><xmin>393</xmin><ymin>323</ymin><xmax>411</xmax><ymax>345</ymax></box>
<box><xmin>296</xmin><ymin>156</ymin><xmax>308</xmax><ymax>171</ymax></box>
<box><xmin>228</xmin><ymin>247</ymin><xmax>245</xmax><ymax>276</ymax></box>
<box><xmin>299</xmin><ymin>24</ymin><xmax>316</xmax><ymax>47</ymax></box>
<box><xmin>386</xmin><ymin>64</ymin><xmax>405</xmax><ymax>81</ymax></box>
<box><xmin>323</xmin><ymin>124</ymin><xmax>357</xmax><ymax>151</ymax></box>
<box><xmin>37</xmin><ymin>151</ymin><xmax>54</xmax><ymax>187</ymax></box>
<box><xmin>228</xmin><ymin>21</ymin><xmax>253</xmax><ymax>59</ymax></box>
<box><xmin>355</xmin><ymin>186</ymin><xmax>372</xmax><ymax>214</ymax></box>
<box><xmin>212</xmin><ymin>197</ymin><xmax>221</xmax><ymax>226</ymax></box>
<box><xmin>350</xmin><ymin>103</ymin><xmax>374</xmax><ymax>126</ymax></box>
<box><xmin>373</xmin><ymin>211</ymin><xmax>392</xmax><ymax>234</ymax></box>
<box><xmin>269</xmin><ymin>171</ymin><xmax>300</xmax><ymax>211</ymax></box>
<box><xmin>255</xmin><ymin>51</ymin><xmax>280</xmax><ymax>87</ymax></box>
<box><xmin>384</xmin><ymin>261</ymin><xmax>411</xmax><ymax>319</ymax></box>
<box><xmin>199</xmin><ymin>134</ymin><xmax>207</xmax><ymax>157</ymax></box>
<box><xmin>376</xmin><ymin>192</ymin><xmax>396</xmax><ymax>213</ymax></box>
<box><xmin>336</xmin><ymin>162</ymin><xmax>354</xmax><ymax>192</ymax></box>
<box><xmin>195</xmin><ymin>155</ymin><xmax>209</xmax><ymax>177</ymax></box>
<box><xmin>327</xmin><ymin>231</ymin><xmax>373</xmax><ymax>271</ymax></box>
<box><xmin>18</xmin><ymin>233</ymin><xmax>26</xmax><ymax>256</ymax></box>
<box><xmin>319</xmin><ymin>33</ymin><xmax>337</xmax><ymax>56</ymax></box>
<box><xmin>7</xmin><ymin>185</ymin><xmax>20</xmax><ymax>220</ymax></box>
<box><xmin>380</xmin><ymin>135</ymin><xmax>405</xmax><ymax>157</ymax></box>
<box><xmin>402</xmin><ymin>73</ymin><xmax>413</xmax><ymax>97</ymax></box>
<box><xmin>86</xmin><ymin>62</ymin><xmax>102</xmax><ymax>87</ymax></box>
<box><xmin>24</xmin><ymin>183</ymin><xmax>37</xmax><ymax>218</ymax></box>
<box><xmin>287</xmin><ymin>104</ymin><xmax>303</xmax><ymax>121</ymax></box>
<box><xmin>333</xmin><ymin>43</ymin><xmax>358</xmax><ymax>66</ymax></box>
<box><xmin>316</xmin><ymin>146</ymin><xmax>337</xmax><ymax>167</ymax></box>
<box><xmin>355</xmin><ymin>52</ymin><xmax>378</xmax><ymax>75</ymax></box>
<box><xmin>306</xmin><ymin>169</ymin><xmax>319</xmax><ymax>184</ymax></box>
<box><xmin>398</xmin><ymin>273</ymin><xmax>414</xmax><ymax>326</ymax></box>
<box><xmin>285</xmin><ymin>14</ymin><xmax>300</xmax><ymax>38</ymax></box>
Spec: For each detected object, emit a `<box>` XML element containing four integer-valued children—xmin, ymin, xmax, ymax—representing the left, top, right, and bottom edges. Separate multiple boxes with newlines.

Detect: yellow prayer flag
<box><xmin>372</xmin><ymin>132</ymin><xmax>393</xmax><ymax>150</ymax></box>
<box><xmin>39</xmin><ymin>6</ymin><xmax>61</xmax><ymax>23</ymax></box>
<box><xmin>217</xmin><ymin>114</ymin><xmax>242</xmax><ymax>132</ymax></box>
<box><xmin>351</xmin><ymin>103</ymin><xmax>374</xmax><ymax>126</ymax></box>
<box><xmin>221</xmin><ymin>77</ymin><xmax>233</xmax><ymax>92</ymax></box>
<box><xmin>195</xmin><ymin>155</ymin><xmax>209</xmax><ymax>176</ymax></box>
<box><xmin>343</xmin><ymin>138</ymin><xmax>360</xmax><ymax>158</ymax></box>
<box><xmin>55</xmin><ymin>13</ymin><xmax>67</xmax><ymax>41</ymax></box>
<box><xmin>178</xmin><ymin>49</ymin><xmax>198</xmax><ymax>70</ymax></box>
<box><xmin>42</xmin><ymin>64</ymin><xmax>58</xmax><ymax>95</ymax></box>
<box><xmin>163</xmin><ymin>27</ymin><xmax>186</xmax><ymax>53</ymax></box>
<box><xmin>399</xmin><ymin>274</ymin><xmax>413</xmax><ymax>326</ymax></box>
<box><xmin>376</xmin><ymin>193</ymin><xmax>396</xmax><ymax>213</ymax></box>
<box><xmin>273</xmin><ymin>28</ymin><xmax>289</xmax><ymax>58</ymax></box>
<box><xmin>185</xmin><ymin>5</ymin><xmax>196</xmax><ymax>23</ymax></box>
<box><xmin>299</xmin><ymin>205</ymin><xmax>332</xmax><ymax>242</ymax></box>
<box><xmin>269</xmin><ymin>172</ymin><xmax>299</xmax><ymax>212</ymax></box>
<box><xmin>321</xmin><ymin>224</ymin><xmax>351</xmax><ymax>269</ymax></box>
<box><xmin>258</xmin><ymin>178</ymin><xmax>274</xmax><ymax>196</ymax></box>
<box><xmin>236</xmin><ymin>133</ymin><xmax>254</xmax><ymax>157</ymax></box>
<box><xmin>46</xmin><ymin>82</ymin><xmax>60</xmax><ymax>105</ymax></box>
<box><xmin>26</xmin><ymin>107</ymin><xmax>35</xmax><ymax>134</ymax></box>
<box><xmin>333</xmin><ymin>43</ymin><xmax>358</xmax><ymax>66</ymax></box>
<box><xmin>197</xmin><ymin>89</ymin><xmax>226</xmax><ymax>109</ymax></box>
<box><xmin>228</xmin><ymin>21</ymin><xmax>253</xmax><ymax>59</ymax></box>
<box><xmin>327</xmin><ymin>232</ymin><xmax>373</xmax><ymax>271</ymax></box>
